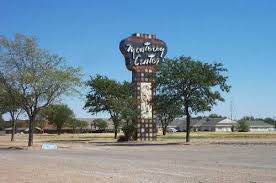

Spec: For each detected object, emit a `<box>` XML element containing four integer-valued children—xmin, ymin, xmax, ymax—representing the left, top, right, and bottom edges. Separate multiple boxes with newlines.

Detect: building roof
<box><xmin>245</xmin><ymin>120</ymin><xmax>275</xmax><ymax>128</ymax></box>
<box><xmin>75</xmin><ymin>118</ymin><xmax>114</xmax><ymax>130</ymax></box>
<box><xmin>201</xmin><ymin>118</ymin><xmax>237</xmax><ymax>127</ymax></box>
<box><xmin>170</xmin><ymin>118</ymin><xmax>206</xmax><ymax>128</ymax></box>
<box><xmin>168</xmin><ymin>117</ymin><xmax>237</xmax><ymax>129</ymax></box>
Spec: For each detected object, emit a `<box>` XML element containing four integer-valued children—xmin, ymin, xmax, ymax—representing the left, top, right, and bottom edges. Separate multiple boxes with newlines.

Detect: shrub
<box><xmin>121</xmin><ymin>123</ymin><xmax>136</xmax><ymax>141</ymax></box>
<box><xmin>117</xmin><ymin>135</ymin><xmax>128</xmax><ymax>142</ymax></box>
<box><xmin>237</xmin><ymin>120</ymin><xmax>250</xmax><ymax>132</ymax></box>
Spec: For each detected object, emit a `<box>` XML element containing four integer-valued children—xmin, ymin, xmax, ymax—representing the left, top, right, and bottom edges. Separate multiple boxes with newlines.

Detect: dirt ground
<box><xmin>0</xmin><ymin>135</ymin><xmax>276</xmax><ymax>183</ymax></box>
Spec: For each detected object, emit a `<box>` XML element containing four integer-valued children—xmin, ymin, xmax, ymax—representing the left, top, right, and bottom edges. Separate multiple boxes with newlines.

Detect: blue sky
<box><xmin>1</xmin><ymin>0</ymin><xmax>276</xmax><ymax>119</ymax></box>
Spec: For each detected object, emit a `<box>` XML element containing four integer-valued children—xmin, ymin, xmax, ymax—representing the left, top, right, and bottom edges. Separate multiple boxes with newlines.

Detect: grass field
<box><xmin>2</xmin><ymin>131</ymin><xmax>276</xmax><ymax>144</ymax></box>
<box><xmin>158</xmin><ymin>131</ymin><xmax>276</xmax><ymax>140</ymax></box>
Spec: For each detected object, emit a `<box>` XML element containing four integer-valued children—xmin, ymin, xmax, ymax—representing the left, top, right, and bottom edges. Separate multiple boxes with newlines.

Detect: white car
<box><xmin>167</xmin><ymin>128</ymin><xmax>178</xmax><ymax>133</ymax></box>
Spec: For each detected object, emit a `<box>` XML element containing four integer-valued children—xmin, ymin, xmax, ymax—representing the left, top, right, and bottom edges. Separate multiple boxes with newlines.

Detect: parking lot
<box><xmin>0</xmin><ymin>138</ymin><xmax>276</xmax><ymax>183</ymax></box>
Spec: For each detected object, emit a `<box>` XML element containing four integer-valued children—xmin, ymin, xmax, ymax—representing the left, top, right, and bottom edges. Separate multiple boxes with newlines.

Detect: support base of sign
<box><xmin>132</xmin><ymin>70</ymin><xmax>157</xmax><ymax>141</ymax></box>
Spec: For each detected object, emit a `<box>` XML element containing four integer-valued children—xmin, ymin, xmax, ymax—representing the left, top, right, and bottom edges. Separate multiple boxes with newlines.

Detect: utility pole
<box><xmin>230</xmin><ymin>97</ymin><xmax>234</xmax><ymax>120</ymax></box>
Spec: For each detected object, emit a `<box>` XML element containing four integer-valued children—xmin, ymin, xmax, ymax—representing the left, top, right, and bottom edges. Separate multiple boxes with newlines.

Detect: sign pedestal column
<box><xmin>132</xmin><ymin>69</ymin><xmax>157</xmax><ymax>141</ymax></box>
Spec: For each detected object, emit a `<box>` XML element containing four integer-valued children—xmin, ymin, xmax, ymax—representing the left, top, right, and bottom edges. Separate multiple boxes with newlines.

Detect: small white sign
<box><xmin>41</xmin><ymin>143</ymin><xmax>58</xmax><ymax>150</ymax></box>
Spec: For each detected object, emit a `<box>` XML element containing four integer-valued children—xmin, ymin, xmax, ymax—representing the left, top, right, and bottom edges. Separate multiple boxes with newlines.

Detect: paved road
<box><xmin>0</xmin><ymin>143</ymin><xmax>276</xmax><ymax>183</ymax></box>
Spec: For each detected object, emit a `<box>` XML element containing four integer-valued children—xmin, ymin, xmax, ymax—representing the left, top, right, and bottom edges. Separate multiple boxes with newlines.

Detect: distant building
<box><xmin>168</xmin><ymin>118</ymin><xmax>206</xmax><ymax>132</ymax></box>
<box><xmin>75</xmin><ymin>118</ymin><xmax>115</xmax><ymax>132</ymax></box>
<box><xmin>199</xmin><ymin>118</ymin><xmax>237</xmax><ymax>132</ymax></box>
<box><xmin>246</xmin><ymin>120</ymin><xmax>275</xmax><ymax>132</ymax></box>
<box><xmin>4</xmin><ymin>120</ymin><xmax>45</xmax><ymax>134</ymax></box>
<box><xmin>165</xmin><ymin>117</ymin><xmax>237</xmax><ymax>132</ymax></box>
<box><xmin>4</xmin><ymin>118</ymin><xmax>115</xmax><ymax>134</ymax></box>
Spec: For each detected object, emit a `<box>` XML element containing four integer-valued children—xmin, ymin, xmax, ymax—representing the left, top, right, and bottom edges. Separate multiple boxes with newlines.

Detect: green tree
<box><xmin>237</xmin><ymin>120</ymin><xmax>250</xmax><ymax>132</ymax></box>
<box><xmin>84</xmin><ymin>75</ymin><xmax>131</xmax><ymax>139</ymax></box>
<box><xmin>121</xmin><ymin>123</ymin><xmax>136</xmax><ymax>141</ymax></box>
<box><xmin>0</xmin><ymin>83</ymin><xmax>23</xmax><ymax>141</ymax></box>
<box><xmin>67</xmin><ymin>118</ymin><xmax>88</xmax><ymax>133</ymax></box>
<box><xmin>264</xmin><ymin>117</ymin><xmax>276</xmax><ymax>128</ymax></box>
<box><xmin>240</xmin><ymin>116</ymin><xmax>255</xmax><ymax>121</ymax></box>
<box><xmin>119</xmin><ymin>82</ymin><xmax>138</xmax><ymax>125</ymax></box>
<box><xmin>119</xmin><ymin>82</ymin><xmax>140</xmax><ymax>140</ymax></box>
<box><xmin>0</xmin><ymin>115</ymin><xmax>5</xmax><ymax>131</ymax></box>
<box><xmin>0</xmin><ymin>34</ymin><xmax>82</xmax><ymax>146</ymax></box>
<box><xmin>77</xmin><ymin>119</ymin><xmax>88</xmax><ymax>132</ymax></box>
<box><xmin>153</xmin><ymin>95</ymin><xmax>182</xmax><ymax>135</ymax></box>
<box><xmin>95</xmin><ymin>119</ymin><xmax>108</xmax><ymax>131</ymax></box>
<box><xmin>42</xmin><ymin>104</ymin><xmax>74</xmax><ymax>135</ymax></box>
<box><xmin>156</xmin><ymin>56</ymin><xmax>230</xmax><ymax>142</ymax></box>
<box><xmin>66</xmin><ymin>118</ymin><xmax>78</xmax><ymax>133</ymax></box>
<box><xmin>208</xmin><ymin>114</ymin><xmax>224</xmax><ymax>118</ymax></box>
<box><xmin>35</xmin><ymin>113</ymin><xmax>48</xmax><ymax>132</ymax></box>
<box><xmin>92</xmin><ymin>118</ymin><xmax>101</xmax><ymax>130</ymax></box>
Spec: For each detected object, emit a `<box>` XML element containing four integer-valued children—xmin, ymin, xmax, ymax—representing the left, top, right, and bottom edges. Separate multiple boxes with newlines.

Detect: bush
<box><xmin>0</xmin><ymin>117</ymin><xmax>5</xmax><ymax>131</ymax></box>
<box><xmin>94</xmin><ymin>119</ymin><xmax>108</xmax><ymax>131</ymax></box>
<box><xmin>237</xmin><ymin>120</ymin><xmax>250</xmax><ymax>132</ymax></box>
<box><xmin>117</xmin><ymin>135</ymin><xmax>128</xmax><ymax>142</ymax></box>
<box><xmin>121</xmin><ymin>123</ymin><xmax>136</xmax><ymax>141</ymax></box>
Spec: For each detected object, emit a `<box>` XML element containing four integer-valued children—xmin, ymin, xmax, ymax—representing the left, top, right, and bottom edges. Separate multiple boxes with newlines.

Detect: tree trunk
<box><xmin>162</xmin><ymin>129</ymin><xmax>166</xmax><ymax>135</ymax></box>
<box><xmin>185</xmin><ymin>106</ymin><xmax>191</xmax><ymax>143</ymax></box>
<box><xmin>162</xmin><ymin>120</ymin><xmax>167</xmax><ymax>135</ymax></box>
<box><xmin>28</xmin><ymin>116</ymin><xmax>35</xmax><ymax>147</ymax></box>
<box><xmin>11</xmin><ymin>120</ymin><xmax>15</xmax><ymax>142</ymax></box>
<box><xmin>57</xmin><ymin>127</ymin><xmax>61</xmax><ymax>135</ymax></box>
<box><xmin>114</xmin><ymin>128</ymin><xmax>117</xmax><ymax>139</ymax></box>
<box><xmin>113</xmin><ymin>119</ymin><xmax>118</xmax><ymax>139</ymax></box>
<box><xmin>10</xmin><ymin>111</ymin><xmax>15</xmax><ymax>142</ymax></box>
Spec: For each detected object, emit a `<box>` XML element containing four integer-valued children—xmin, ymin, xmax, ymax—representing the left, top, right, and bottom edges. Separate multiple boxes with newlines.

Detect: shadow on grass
<box><xmin>90</xmin><ymin>141</ymin><xmax>191</xmax><ymax>146</ymax></box>
<box><xmin>210</xmin><ymin>142</ymin><xmax>276</xmax><ymax>146</ymax></box>
<box><xmin>44</xmin><ymin>139</ymin><xmax>94</xmax><ymax>143</ymax></box>
<box><xmin>42</xmin><ymin>140</ymin><xmax>190</xmax><ymax>146</ymax></box>
<box><xmin>0</xmin><ymin>145</ymin><xmax>26</xmax><ymax>150</ymax></box>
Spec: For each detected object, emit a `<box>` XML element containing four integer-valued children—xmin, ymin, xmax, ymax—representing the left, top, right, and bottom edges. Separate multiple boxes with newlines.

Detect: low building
<box><xmin>199</xmin><ymin>118</ymin><xmax>237</xmax><ymax>132</ymax></box>
<box><xmin>76</xmin><ymin>118</ymin><xmax>115</xmax><ymax>132</ymax></box>
<box><xmin>167</xmin><ymin>117</ymin><xmax>237</xmax><ymax>132</ymax></box>
<box><xmin>4</xmin><ymin>118</ymin><xmax>115</xmax><ymax>134</ymax></box>
<box><xmin>169</xmin><ymin>118</ymin><xmax>206</xmax><ymax>132</ymax></box>
<box><xmin>246</xmin><ymin>120</ymin><xmax>275</xmax><ymax>132</ymax></box>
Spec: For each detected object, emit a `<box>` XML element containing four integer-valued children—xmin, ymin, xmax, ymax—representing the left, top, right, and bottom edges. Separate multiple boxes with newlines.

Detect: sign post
<box><xmin>120</xmin><ymin>33</ymin><xmax>167</xmax><ymax>141</ymax></box>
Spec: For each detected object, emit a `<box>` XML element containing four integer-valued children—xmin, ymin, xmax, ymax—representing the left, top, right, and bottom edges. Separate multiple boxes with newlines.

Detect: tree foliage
<box><xmin>237</xmin><ymin>120</ymin><xmax>250</xmax><ymax>132</ymax></box>
<box><xmin>0</xmin><ymin>34</ymin><xmax>82</xmax><ymax>146</ymax></box>
<box><xmin>94</xmin><ymin>119</ymin><xmax>108</xmax><ymax>131</ymax></box>
<box><xmin>264</xmin><ymin>118</ymin><xmax>276</xmax><ymax>127</ymax></box>
<box><xmin>121</xmin><ymin>123</ymin><xmax>136</xmax><ymax>141</ymax></box>
<box><xmin>84</xmin><ymin>75</ymin><xmax>133</xmax><ymax>139</ymax></box>
<box><xmin>240</xmin><ymin>116</ymin><xmax>255</xmax><ymax>121</ymax></box>
<box><xmin>208</xmin><ymin>114</ymin><xmax>224</xmax><ymax>118</ymax></box>
<box><xmin>66</xmin><ymin>118</ymin><xmax>78</xmax><ymax>133</ymax></box>
<box><xmin>0</xmin><ymin>82</ymin><xmax>23</xmax><ymax>141</ymax></box>
<box><xmin>156</xmin><ymin>56</ymin><xmax>230</xmax><ymax>142</ymax></box>
<box><xmin>0</xmin><ymin>115</ymin><xmax>5</xmax><ymax>130</ymax></box>
<box><xmin>42</xmin><ymin>104</ymin><xmax>74</xmax><ymax>135</ymax></box>
<box><xmin>77</xmin><ymin>120</ymin><xmax>88</xmax><ymax>131</ymax></box>
<box><xmin>66</xmin><ymin>118</ymin><xmax>88</xmax><ymax>133</ymax></box>
<box><xmin>153</xmin><ymin>94</ymin><xmax>182</xmax><ymax>135</ymax></box>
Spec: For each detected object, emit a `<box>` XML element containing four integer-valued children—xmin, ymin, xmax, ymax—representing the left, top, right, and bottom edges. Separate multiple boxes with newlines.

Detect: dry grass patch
<box><xmin>158</xmin><ymin>132</ymin><xmax>276</xmax><ymax>141</ymax></box>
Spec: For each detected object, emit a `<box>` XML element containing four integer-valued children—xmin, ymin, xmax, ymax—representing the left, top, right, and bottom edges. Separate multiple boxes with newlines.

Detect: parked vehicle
<box><xmin>167</xmin><ymin>128</ymin><xmax>178</xmax><ymax>133</ymax></box>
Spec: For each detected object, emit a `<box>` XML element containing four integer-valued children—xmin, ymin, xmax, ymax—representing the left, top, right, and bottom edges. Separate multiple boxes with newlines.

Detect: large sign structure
<box><xmin>120</xmin><ymin>33</ymin><xmax>167</xmax><ymax>141</ymax></box>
